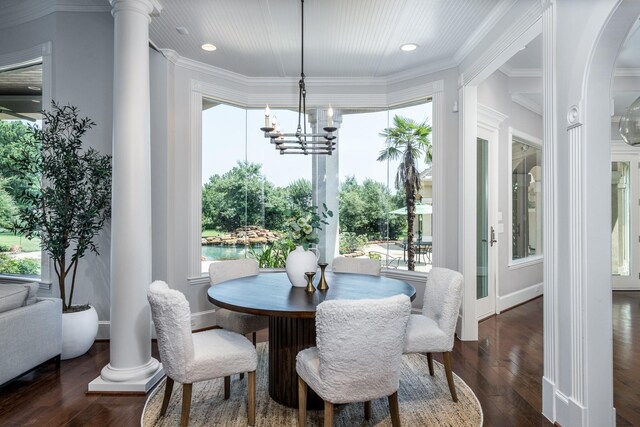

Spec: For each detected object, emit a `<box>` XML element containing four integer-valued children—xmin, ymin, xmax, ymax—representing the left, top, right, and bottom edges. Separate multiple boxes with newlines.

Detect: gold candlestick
<box><xmin>304</xmin><ymin>272</ymin><xmax>316</xmax><ymax>293</ymax></box>
<box><xmin>317</xmin><ymin>263</ymin><xmax>329</xmax><ymax>291</ymax></box>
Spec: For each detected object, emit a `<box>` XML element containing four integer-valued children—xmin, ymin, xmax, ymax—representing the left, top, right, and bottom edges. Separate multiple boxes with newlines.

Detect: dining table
<box><xmin>207</xmin><ymin>271</ymin><xmax>416</xmax><ymax>409</ymax></box>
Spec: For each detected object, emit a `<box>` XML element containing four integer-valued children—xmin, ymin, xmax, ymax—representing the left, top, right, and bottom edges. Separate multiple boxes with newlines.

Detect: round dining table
<box><xmin>207</xmin><ymin>271</ymin><xmax>416</xmax><ymax>409</ymax></box>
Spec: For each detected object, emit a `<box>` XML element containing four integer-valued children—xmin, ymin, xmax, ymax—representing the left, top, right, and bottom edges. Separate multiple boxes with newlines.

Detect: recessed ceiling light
<box><xmin>400</xmin><ymin>43</ymin><xmax>418</xmax><ymax>52</ymax></box>
<box><xmin>27</xmin><ymin>86</ymin><xmax>40</xmax><ymax>91</ymax></box>
<box><xmin>32</xmin><ymin>99</ymin><xmax>40</xmax><ymax>103</ymax></box>
<box><xmin>201</xmin><ymin>43</ymin><xmax>217</xmax><ymax>52</ymax></box>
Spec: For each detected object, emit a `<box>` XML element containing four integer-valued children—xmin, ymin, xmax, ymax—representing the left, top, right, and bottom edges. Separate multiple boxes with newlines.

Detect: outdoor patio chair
<box><xmin>296</xmin><ymin>294</ymin><xmax>411</xmax><ymax>427</ymax></box>
<box><xmin>332</xmin><ymin>256</ymin><xmax>381</xmax><ymax>275</ymax></box>
<box><xmin>148</xmin><ymin>281</ymin><xmax>257</xmax><ymax>427</ymax></box>
<box><xmin>403</xmin><ymin>267</ymin><xmax>463</xmax><ymax>402</ymax></box>
<box><xmin>209</xmin><ymin>259</ymin><xmax>268</xmax><ymax>346</ymax></box>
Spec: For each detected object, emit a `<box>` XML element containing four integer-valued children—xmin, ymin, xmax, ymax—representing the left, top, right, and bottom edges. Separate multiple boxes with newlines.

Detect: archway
<box><xmin>543</xmin><ymin>1</ymin><xmax>640</xmax><ymax>425</ymax></box>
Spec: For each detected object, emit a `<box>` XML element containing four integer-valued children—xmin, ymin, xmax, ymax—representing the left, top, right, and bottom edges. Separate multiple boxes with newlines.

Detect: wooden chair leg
<box><xmin>224</xmin><ymin>376</ymin><xmax>231</xmax><ymax>400</ymax></box>
<box><xmin>324</xmin><ymin>401</ymin><xmax>334</xmax><ymax>427</ymax></box>
<box><xmin>364</xmin><ymin>400</ymin><xmax>371</xmax><ymax>420</ymax></box>
<box><xmin>426</xmin><ymin>352</ymin><xmax>434</xmax><ymax>376</ymax></box>
<box><xmin>252</xmin><ymin>331</ymin><xmax>257</xmax><ymax>346</ymax></box>
<box><xmin>388</xmin><ymin>391</ymin><xmax>401</xmax><ymax>427</ymax></box>
<box><xmin>160</xmin><ymin>377</ymin><xmax>174</xmax><ymax>416</ymax></box>
<box><xmin>180</xmin><ymin>383</ymin><xmax>192</xmax><ymax>427</ymax></box>
<box><xmin>248</xmin><ymin>371</ymin><xmax>256</xmax><ymax>426</ymax></box>
<box><xmin>298</xmin><ymin>376</ymin><xmax>307</xmax><ymax>427</ymax></box>
<box><xmin>442</xmin><ymin>351</ymin><xmax>458</xmax><ymax>402</ymax></box>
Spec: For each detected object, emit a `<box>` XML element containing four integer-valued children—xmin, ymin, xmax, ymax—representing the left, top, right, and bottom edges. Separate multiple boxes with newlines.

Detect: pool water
<box><xmin>201</xmin><ymin>244</ymin><xmax>264</xmax><ymax>261</ymax></box>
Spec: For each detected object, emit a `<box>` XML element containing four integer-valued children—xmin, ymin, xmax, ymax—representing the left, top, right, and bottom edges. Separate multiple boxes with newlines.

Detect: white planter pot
<box><xmin>61</xmin><ymin>305</ymin><xmax>99</xmax><ymax>360</ymax></box>
<box><xmin>285</xmin><ymin>246</ymin><xmax>319</xmax><ymax>287</ymax></box>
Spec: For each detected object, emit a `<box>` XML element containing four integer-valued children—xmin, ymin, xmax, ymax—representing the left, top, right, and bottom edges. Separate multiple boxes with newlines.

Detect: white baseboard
<box><xmin>191</xmin><ymin>309</ymin><xmax>217</xmax><ymax>330</ymax></box>
<box><xmin>94</xmin><ymin>309</ymin><xmax>218</xmax><ymax>340</ymax></box>
<box><xmin>496</xmin><ymin>282</ymin><xmax>543</xmax><ymax>313</ymax></box>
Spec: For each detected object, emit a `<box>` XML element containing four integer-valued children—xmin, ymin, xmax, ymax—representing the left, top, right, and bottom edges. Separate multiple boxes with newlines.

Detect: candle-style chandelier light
<box><xmin>259</xmin><ymin>0</ymin><xmax>337</xmax><ymax>155</ymax></box>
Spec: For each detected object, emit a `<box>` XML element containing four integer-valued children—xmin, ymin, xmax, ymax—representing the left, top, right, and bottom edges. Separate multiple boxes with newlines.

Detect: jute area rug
<box><xmin>142</xmin><ymin>343</ymin><xmax>482</xmax><ymax>426</ymax></box>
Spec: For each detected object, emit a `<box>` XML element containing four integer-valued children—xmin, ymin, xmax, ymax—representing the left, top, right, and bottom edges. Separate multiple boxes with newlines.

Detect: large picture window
<box><xmin>511</xmin><ymin>136</ymin><xmax>542</xmax><ymax>261</ymax></box>
<box><xmin>200</xmin><ymin>98</ymin><xmax>433</xmax><ymax>274</ymax></box>
<box><xmin>0</xmin><ymin>61</ymin><xmax>43</xmax><ymax>278</ymax></box>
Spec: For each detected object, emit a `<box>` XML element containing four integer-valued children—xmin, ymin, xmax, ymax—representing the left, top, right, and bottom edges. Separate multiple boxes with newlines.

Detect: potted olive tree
<box><xmin>12</xmin><ymin>101</ymin><xmax>111</xmax><ymax>359</ymax></box>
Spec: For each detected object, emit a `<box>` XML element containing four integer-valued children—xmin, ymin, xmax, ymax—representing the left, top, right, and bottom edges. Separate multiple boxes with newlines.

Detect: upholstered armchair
<box><xmin>209</xmin><ymin>259</ymin><xmax>268</xmax><ymax>345</ymax></box>
<box><xmin>403</xmin><ymin>267</ymin><xmax>464</xmax><ymax>402</ymax></box>
<box><xmin>147</xmin><ymin>281</ymin><xmax>258</xmax><ymax>427</ymax></box>
<box><xmin>331</xmin><ymin>256</ymin><xmax>381</xmax><ymax>276</ymax></box>
<box><xmin>296</xmin><ymin>294</ymin><xmax>411</xmax><ymax>426</ymax></box>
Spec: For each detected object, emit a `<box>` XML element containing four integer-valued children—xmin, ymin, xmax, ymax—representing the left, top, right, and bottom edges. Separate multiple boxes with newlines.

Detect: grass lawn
<box><xmin>202</xmin><ymin>229</ymin><xmax>225</xmax><ymax>238</ymax></box>
<box><xmin>0</xmin><ymin>232</ymin><xmax>41</xmax><ymax>253</ymax></box>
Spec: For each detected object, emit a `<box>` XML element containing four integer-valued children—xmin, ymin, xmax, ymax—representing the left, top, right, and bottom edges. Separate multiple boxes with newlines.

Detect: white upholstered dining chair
<box><xmin>147</xmin><ymin>281</ymin><xmax>258</xmax><ymax>427</ymax></box>
<box><xmin>209</xmin><ymin>259</ymin><xmax>268</xmax><ymax>346</ymax></box>
<box><xmin>331</xmin><ymin>256</ymin><xmax>381</xmax><ymax>276</ymax></box>
<box><xmin>296</xmin><ymin>294</ymin><xmax>411</xmax><ymax>427</ymax></box>
<box><xmin>403</xmin><ymin>267</ymin><xmax>464</xmax><ymax>402</ymax></box>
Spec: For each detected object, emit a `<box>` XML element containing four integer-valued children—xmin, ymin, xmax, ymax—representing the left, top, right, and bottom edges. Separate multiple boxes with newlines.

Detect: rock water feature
<box><xmin>201</xmin><ymin>226</ymin><xmax>281</xmax><ymax>261</ymax></box>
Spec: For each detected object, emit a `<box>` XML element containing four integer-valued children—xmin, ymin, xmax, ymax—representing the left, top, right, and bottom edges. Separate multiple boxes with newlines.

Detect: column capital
<box><xmin>111</xmin><ymin>0</ymin><xmax>161</xmax><ymax>19</ymax></box>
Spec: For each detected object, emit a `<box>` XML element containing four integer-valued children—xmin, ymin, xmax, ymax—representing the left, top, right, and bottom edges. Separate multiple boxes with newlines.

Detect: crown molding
<box><xmin>511</xmin><ymin>93</ymin><xmax>543</xmax><ymax>116</ymax></box>
<box><xmin>0</xmin><ymin>0</ymin><xmax>110</xmax><ymax>30</ymax></box>
<box><xmin>478</xmin><ymin>103</ymin><xmax>508</xmax><ymax>129</ymax></box>
<box><xmin>500</xmin><ymin>63</ymin><xmax>543</xmax><ymax>78</ymax></box>
<box><xmin>453</xmin><ymin>0</ymin><xmax>518</xmax><ymax>64</ymax></box>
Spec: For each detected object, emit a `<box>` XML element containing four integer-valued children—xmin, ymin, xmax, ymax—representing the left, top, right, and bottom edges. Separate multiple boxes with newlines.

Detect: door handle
<box><xmin>490</xmin><ymin>226</ymin><xmax>497</xmax><ymax>247</ymax></box>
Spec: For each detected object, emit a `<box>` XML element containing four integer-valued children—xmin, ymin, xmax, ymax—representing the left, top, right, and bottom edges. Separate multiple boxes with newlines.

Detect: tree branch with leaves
<box><xmin>11</xmin><ymin>102</ymin><xmax>112</xmax><ymax>312</ymax></box>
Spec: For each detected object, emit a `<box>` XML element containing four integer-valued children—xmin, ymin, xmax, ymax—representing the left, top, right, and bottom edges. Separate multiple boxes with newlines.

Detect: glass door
<box><xmin>477</xmin><ymin>132</ymin><xmax>497</xmax><ymax>318</ymax></box>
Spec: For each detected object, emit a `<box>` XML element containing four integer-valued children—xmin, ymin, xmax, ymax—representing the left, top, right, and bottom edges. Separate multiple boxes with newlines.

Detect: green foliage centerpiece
<box><xmin>12</xmin><ymin>102</ymin><xmax>112</xmax><ymax>312</ymax></box>
<box><xmin>286</xmin><ymin>203</ymin><xmax>333</xmax><ymax>249</ymax></box>
<box><xmin>284</xmin><ymin>204</ymin><xmax>332</xmax><ymax>287</ymax></box>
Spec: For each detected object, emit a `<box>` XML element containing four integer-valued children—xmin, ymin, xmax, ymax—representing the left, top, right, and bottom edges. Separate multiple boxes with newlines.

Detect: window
<box><xmin>201</xmin><ymin>100</ymin><xmax>311</xmax><ymax>272</ymax></box>
<box><xmin>198</xmin><ymin>95</ymin><xmax>434</xmax><ymax>275</ymax></box>
<box><xmin>0</xmin><ymin>61</ymin><xmax>43</xmax><ymax>278</ymax></box>
<box><xmin>336</xmin><ymin>101</ymin><xmax>433</xmax><ymax>272</ymax></box>
<box><xmin>511</xmin><ymin>136</ymin><xmax>542</xmax><ymax>261</ymax></box>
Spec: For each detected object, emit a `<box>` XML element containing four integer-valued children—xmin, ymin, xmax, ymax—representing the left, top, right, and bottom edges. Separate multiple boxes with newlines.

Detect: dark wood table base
<box><xmin>268</xmin><ymin>316</ymin><xmax>323</xmax><ymax>409</ymax></box>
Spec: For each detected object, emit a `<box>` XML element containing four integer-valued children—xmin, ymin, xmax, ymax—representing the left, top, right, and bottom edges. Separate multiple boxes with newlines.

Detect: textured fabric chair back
<box><xmin>209</xmin><ymin>259</ymin><xmax>260</xmax><ymax>285</ymax></box>
<box><xmin>422</xmin><ymin>267</ymin><xmax>464</xmax><ymax>347</ymax></box>
<box><xmin>147</xmin><ymin>281</ymin><xmax>195</xmax><ymax>383</ymax></box>
<box><xmin>332</xmin><ymin>256</ymin><xmax>381</xmax><ymax>276</ymax></box>
<box><xmin>315</xmin><ymin>294</ymin><xmax>411</xmax><ymax>403</ymax></box>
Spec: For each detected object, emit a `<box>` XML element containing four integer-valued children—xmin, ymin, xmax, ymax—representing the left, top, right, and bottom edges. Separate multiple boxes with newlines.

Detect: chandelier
<box><xmin>259</xmin><ymin>0</ymin><xmax>337</xmax><ymax>155</ymax></box>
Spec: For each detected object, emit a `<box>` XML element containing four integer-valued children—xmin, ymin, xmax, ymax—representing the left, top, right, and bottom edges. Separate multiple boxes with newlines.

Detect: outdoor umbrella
<box><xmin>388</xmin><ymin>204</ymin><xmax>432</xmax><ymax>215</ymax></box>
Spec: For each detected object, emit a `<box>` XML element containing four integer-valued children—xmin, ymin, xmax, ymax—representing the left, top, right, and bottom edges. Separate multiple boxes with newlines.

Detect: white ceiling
<box><xmin>149</xmin><ymin>0</ymin><xmax>506</xmax><ymax>78</ymax></box>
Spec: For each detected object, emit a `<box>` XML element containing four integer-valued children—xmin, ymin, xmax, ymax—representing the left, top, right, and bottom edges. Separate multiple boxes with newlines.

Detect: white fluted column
<box><xmin>89</xmin><ymin>0</ymin><xmax>163</xmax><ymax>392</ymax></box>
<box><xmin>310</xmin><ymin>108</ymin><xmax>342</xmax><ymax>266</ymax></box>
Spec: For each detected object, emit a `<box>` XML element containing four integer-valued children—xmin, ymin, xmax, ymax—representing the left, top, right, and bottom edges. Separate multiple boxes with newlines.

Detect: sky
<box><xmin>202</xmin><ymin>101</ymin><xmax>432</xmax><ymax>191</ymax></box>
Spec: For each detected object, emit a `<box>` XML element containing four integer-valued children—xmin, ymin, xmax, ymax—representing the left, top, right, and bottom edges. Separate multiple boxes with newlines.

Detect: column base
<box><xmin>88</xmin><ymin>358</ymin><xmax>164</xmax><ymax>393</ymax></box>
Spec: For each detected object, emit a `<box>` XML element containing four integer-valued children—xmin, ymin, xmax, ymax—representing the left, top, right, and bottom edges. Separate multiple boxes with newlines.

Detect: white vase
<box><xmin>286</xmin><ymin>245</ymin><xmax>319</xmax><ymax>287</ymax></box>
<box><xmin>61</xmin><ymin>305</ymin><xmax>99</xmax><ymax>360</ymax></box>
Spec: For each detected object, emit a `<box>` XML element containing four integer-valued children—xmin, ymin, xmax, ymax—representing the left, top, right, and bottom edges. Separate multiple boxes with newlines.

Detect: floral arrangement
<box><xmin>286</xmin><ymin>203</ymin><xmax>333</xmax><ymax>249</ymax></box>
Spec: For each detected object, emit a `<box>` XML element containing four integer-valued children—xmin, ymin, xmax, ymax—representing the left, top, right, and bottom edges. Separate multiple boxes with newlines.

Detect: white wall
<box><xmin>0</xmin><ymin>12</ymin><xmax>114</xmax><ymax>336</ymax></box>
<box><xmin>477</xmin><ymin>70</ymin><xmax>543</xmax><ymax>304</ymax></box>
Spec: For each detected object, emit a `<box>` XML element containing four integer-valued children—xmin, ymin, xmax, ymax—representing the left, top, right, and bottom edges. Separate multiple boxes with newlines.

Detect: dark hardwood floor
<box><xmin>0</xmin><ymin>293</ymin><xmax>637</xmax><ymax>426</ymax></box>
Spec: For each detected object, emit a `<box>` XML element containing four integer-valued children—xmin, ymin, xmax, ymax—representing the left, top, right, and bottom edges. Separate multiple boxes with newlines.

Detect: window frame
<box><xmin>0</xmin><ymin>43</ymin><xmax>52</xmax><ymax>286</ymax></box>
<box><xmin>508</xmin><ymin>127</ymin><xmax>543</xmax><ymax>268</ymax></box>
<box><xmin>187</xmin><ymin>78</ymin><xmax>445</xmax><ymax>284</ymax></box>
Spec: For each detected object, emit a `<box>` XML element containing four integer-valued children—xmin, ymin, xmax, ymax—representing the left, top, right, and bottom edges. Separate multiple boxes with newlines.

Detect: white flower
<box><xmin>297</xmin><ymin>217</ymin><xmax>308</xmax><ymax>226</ymax></box>
<box><xmin>302</xmin><ymin>224</ymin><xmax>313</xmax><ymax>234</ymax></box>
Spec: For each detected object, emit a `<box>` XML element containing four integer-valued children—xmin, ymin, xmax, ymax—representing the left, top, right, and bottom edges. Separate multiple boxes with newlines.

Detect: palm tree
<box><xmin>378</xmin><ymin>115</ymin><xmax>432</xmax><ymax>271</ymax></box>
